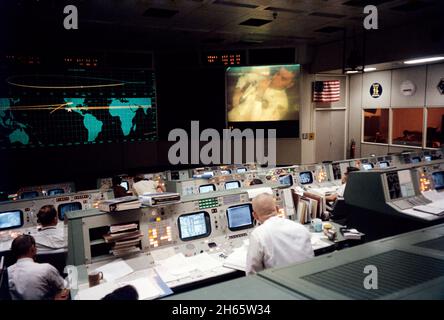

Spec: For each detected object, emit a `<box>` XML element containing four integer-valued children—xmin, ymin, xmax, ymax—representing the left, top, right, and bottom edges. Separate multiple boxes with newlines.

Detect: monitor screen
<box><xmin>225</xmin><ymin>181</ymin><xmax>241</xmax><ymax>190</ymax></box>
<box><xmin>412</xmin><ymin>157</ymin><xmax>421</xmax><ymax>163</ymax></box>
<box><xmin>220</xmin><ymin>170</ymin><xmax>231</xmax><ymax>175</ymax></box>
<box><xmin>120</xmin><ymin>181</ymin><xmax>129</xmax><ymax>191</ymax></box>
<box><xmin>226</xmin><ymin>204</ymin><xmax>254</xmax><ymax>231</ymax></box>
<box><xmin>386</xmin><ymin>172</ymin><xmax>401</xmax><ymax>200</ymax></box>
<box><xmin>58</xmin><ymin>202</ymin><xmax>82</xmax><ymax>220</ymax></box>
<box><xmin>425</xmin><ymin>155</ymin><xmax>432</xmax><ymax>162</ymax></box>
<box><xmin>432</xmin><ymin>171</ymin><xmax>444</xmax><ymax>191</ymax></box>
<box><xmin>199</xmin><ymin>184</ymin><xmax>216</xmax><ymax>193</ymax></box>
<box><xmin>398</xmin><ymin>170</ymin><xmax>415</xmax><ymax>198</ymax></box>
<box><xmin>48</xmin><ymin>188</ymin><xmax>64</xmax><ymax>196</ymax></box>
<box><xmin>299</xmin><ymin>171</ymin><xmax>313</xmax><ymax>185</ymax></box>
<box><xmin>379</xmin><ymin>161</ymin><xmax>389</xmax><ymax>168</ymax></box>
<box><xmin>20</xmin><ymin>191</ymin><xmax>39</xmax><ymax>199</ymax></box>
<box><xmin>178</xmin><ymin>212</ymin><xmax>211</xmax><ymax>241</ymax></box>
<box><xmin>279</xmin><ymin>174</ymin><xmax>293</xmax><ymax>186</ymax></box>
<box><xmin>0</xmin><ymin>210</ymin><xmax>24</xmax><ymax>230</ymax></box>
<box><xmin>362</xmin><ymin>163</ymin><xmax>373</xmax><ymax>170</ymax></box>
<box><xmin>237</xmin><ymin>168</ymin><xmax>247</xmax><ymax>173</ymax></box>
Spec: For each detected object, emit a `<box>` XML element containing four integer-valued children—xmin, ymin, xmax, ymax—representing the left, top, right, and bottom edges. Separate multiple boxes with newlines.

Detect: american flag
<box><xmin>312</xmin><ymin>80</ymin><xmax>340</xmax><ymax>102</ymax></box>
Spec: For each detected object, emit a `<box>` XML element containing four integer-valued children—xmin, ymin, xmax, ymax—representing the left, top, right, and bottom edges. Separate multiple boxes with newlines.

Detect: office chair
<box><xmin>36</xmin><ymin>251</ymin><xmax>68</xmax><ymax>276</ymax></box>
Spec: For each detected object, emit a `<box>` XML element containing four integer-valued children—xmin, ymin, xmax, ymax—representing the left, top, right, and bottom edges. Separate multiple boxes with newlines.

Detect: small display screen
<box><xmin>432</xmin><ymin>171</ymin><xmax>444</xmax><ymax>190</ymax></box>
<box><xmin>226</xmin><ymin>204</ymin><xmax>254</xmax><ymax>231</ymax></box>
<box><xmin>20</xmin><ymin>191</ymin><xmax>39</xmax><ymax>199</ymax></box>
<box><xmin>199</xmin><ymin>184</ymin><xmax>216</xmax><ymax>193</ymax></box>
<box><xmin>398</xmin><ymin>170</ymin><xmax>416</xmax><ymax>198</ymax></box>
<box><xmin>362</xmin><ymin>163</ymin><xmax>373</xmax><ymax>170</ymax></box>
<box><xmin>220</xmin><ymin>170</ymin><xmax>231</xmax><ymax>175</ymax></box>
<box><xmin>425</xmin><ymin>155</ymin><xmax>432</xmax><ymax>162</ymax></box>
<box><xmin>299</xmin><ymin>171</ymin><xmax>313</xmax><ymax>185</ymax></box>
<box><xmin>120</xmin><ymin>181</ymin><xmax>129</xmax><ymax>191</ymax></box>
<box><xmin>48</xmin><ymin>188</ymin><xmax>64</xmax><ymax>196</ymax></box>
<box><xmin>379</xmin><ymin>161</ymin><xmax>389</xmax><ymax>168</ymax></box>
<box><xmin>0</xmin><ymin>210</ymin><xmax>24</xmax><ymax>230</ymax></box>
<box><xmin>279</xmin><ymin>174</ymin><xmax>293</xmax><ymax>186</ymax></box>
<box><xmin>225</xmin><ymin>181</ymin><xmax>241</xmax><ymax>190</ymax></box>
<box><xmin>178</xmin><ymin>212</ymin><xmax>211</xmax><ymax>241</ymax></box>
<box><xmin>411</xmin><ymin>157</ymin><xmax>421</xmax><ymax>163</ymax></box>
<box><xmin>237</xmin><ymin>168</ymin><xmax>247</xmax><ymax>173</ymax></box>
<box><xmin>58</xmin><ymin>202</ymin><xmax>82</xmax><ymax>220</ymax></box>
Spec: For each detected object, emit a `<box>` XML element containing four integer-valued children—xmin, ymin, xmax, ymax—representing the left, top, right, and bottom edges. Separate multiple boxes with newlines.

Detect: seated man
<box><xmin>249</xmin><ymin>178</ymin><xmax>263</xmax><ymax>186</ymax></box>
<box><xmin>111</xmin><ymin>175</ymin><xmax>130</xmax><ymax>198</ymax></box>
<box><xmin>246</xmin><ymin>193</ymin><xmax>314</xmax><ymax>275</ymax></box>
<box><xmin>132</xmin><ymin>175</ymin><xmax>165</xmax><ymax>196</ymax></box>
<box><xmin>32</xmin><ymin>205</ymin><xmax>67</xmax><ymax>253</ymax></box>
<box><xmin>8</xmin><ymin>234</ymin><xmax>69</xmax><ymax>300</ymax></box>
<box><xmin>325</xmin><ymin>166</ymin><xmax>360</xmax><ymax>202</ymax></box>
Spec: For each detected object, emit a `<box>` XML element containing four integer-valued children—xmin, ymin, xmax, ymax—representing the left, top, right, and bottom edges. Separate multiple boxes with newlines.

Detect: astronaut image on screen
<box><xmin>227</xmin><ymin>65</ymin><xmax>300</xmax><ymax>122</ymax></box>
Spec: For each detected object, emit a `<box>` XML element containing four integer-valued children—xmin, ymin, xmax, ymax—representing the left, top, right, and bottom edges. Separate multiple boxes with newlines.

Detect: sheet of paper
<box><xmin>157</xmin><ymin>253</ymin><xmax>196</xmax><ymax>275</ymax></box>
<box><xmin>247</xmin><ymin>187</ymin><xmax>273</xmax><ymax>199</ymax></box>
<box><xmin>223</xmin><ymin>246</ymin><xmax>248</xmax><ymax>271</ymax></box>
<box><xmin>150</xmin><ymin>247</ymin><xmax>177</xmax><ymax>262</ymax></box>
<box><xmin>119</xmin><ymin>277</ymin><xmax>161</xmax><ymax>300</ymax></box>
<box><xmin>95</xmin><ymin>259</ymin><xmax>134</xmax><ymax>282</ymax></box>
<box><xmin>187</xmin><ymin>252</ymin><xmax>223</xmax><ymax>272</ymax></box>
<box><xmin>423</xmin><ymin>190</ymin><xmax>444</xmax><ymax>202</ymax></box>
<box><xmin>75</xmin><ymin>281</ymin><xmax>119</xmax><ymax>300</ymax></box>
<box><xmin>154</xmin><ymin>265</ymin><xmax>186</xmax><ymax>283</ymax></box>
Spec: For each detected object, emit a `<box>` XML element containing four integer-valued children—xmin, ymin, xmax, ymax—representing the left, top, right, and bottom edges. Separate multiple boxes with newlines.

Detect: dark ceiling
<box><xmin>2</xmin><ymin>0</ymin><xmax>444</xmax><ymax>51</ymax></box>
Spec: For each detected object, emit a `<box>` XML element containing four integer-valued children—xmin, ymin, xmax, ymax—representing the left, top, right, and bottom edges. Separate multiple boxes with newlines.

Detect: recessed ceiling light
<box><xmin>404</xmin><ymin>56</ymin><xmax>444</xmax><ymax>64</ymax></box>
<box><xmin>346</xmin><ymin>70</ymin><xmax>359</xmax><ymax>74</ymax></box>
<box><xmin>364</xmin><ymin>67</ymin><xmax>376</xmax><ymax>72</ymax></box>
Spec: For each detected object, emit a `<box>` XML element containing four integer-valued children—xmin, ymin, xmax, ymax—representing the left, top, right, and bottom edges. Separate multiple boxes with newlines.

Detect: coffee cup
<box><xmin>88</xmin><ymin>271</ymin><xmax>103</xmax><ymax>287</ymax></box>
<box><xmin>311</xmin><ymin>218</ymin><xmax>323</xmax><ymax>232</ymax></box>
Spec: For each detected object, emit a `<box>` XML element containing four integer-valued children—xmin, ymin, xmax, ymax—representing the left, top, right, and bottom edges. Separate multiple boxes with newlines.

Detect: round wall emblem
<box><xmin>370</xmin><ymin>83</ymin><xmax>383</xmax><ymax>98</ymax></box>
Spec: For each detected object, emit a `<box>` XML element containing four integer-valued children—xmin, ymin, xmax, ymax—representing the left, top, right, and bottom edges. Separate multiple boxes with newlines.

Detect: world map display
<box><xmin>0</xmin><ymin>69</ymin><xmax>157</xmax><ymax>149</ymax></box>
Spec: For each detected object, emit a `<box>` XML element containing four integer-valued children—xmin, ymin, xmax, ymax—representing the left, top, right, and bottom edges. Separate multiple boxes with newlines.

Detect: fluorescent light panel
<box><xmin>404</xmin><ymin>56</ymin><xmax>444</xmax><ymax>64</ymax></box>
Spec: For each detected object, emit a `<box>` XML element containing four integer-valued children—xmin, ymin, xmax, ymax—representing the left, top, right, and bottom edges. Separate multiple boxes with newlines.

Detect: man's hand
<box><xmin>54</xmin><ymin>288</ymin><xmax>70</xmax><ymax>300</ymax></box>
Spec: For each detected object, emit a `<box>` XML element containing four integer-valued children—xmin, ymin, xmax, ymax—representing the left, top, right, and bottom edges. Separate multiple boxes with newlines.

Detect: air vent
<box><xmin>301</xmin><ymin>250</ymin><xmax>444</xmax><ymax>299</ymax></box>
<box><xmin>315</xmin><ymin>26</ymin><xmax>344</xmax><ymax>33</ymax></box>
<box><xmin>391</xmin><ymin>1</ymin><xmax>432</xmax><ymax>12</ymax></box>
<box><xmin>415</xmin><ymin>236</ymin><xmax>444</xmax><ymax>252</ymax></box>
<box><xmin>264</xmin><ymin>7</ymin><xmax>304</xmax><ymax>14</ymax></box>
<box><xmin>239</xmin><ymin>18</ymin><xmax>272</xmax><ymax>27</ymax></box>
<box><xmin>143</xmin><ymin>8</ymin><xmax>179</xmax><ymax>18</ymax></box>
<box><xmin>213</xmin><ymin>0</ymin><xmax>259</xmax><ymax>9</ymax></box>
<box><xmin>310</xmin><ymin>12</ymin><xmax>347</xmax><ymax>19</ymax></box>
<box><xmin>342</xmin><ymin>0</ymin><xmax>394</xmax><ymax>7</ymax></box>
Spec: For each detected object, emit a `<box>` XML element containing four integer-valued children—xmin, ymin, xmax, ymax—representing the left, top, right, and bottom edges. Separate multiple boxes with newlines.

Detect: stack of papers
<box><xmin>95</xmin><ymin>259</ymin><xmax>134</xmax><ymax>282</ymax></box>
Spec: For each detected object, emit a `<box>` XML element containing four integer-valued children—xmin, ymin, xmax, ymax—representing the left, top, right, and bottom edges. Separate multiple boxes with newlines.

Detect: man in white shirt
<box><xmin>8</xmin><ymin>234</ymin><xmax>68</xmax><ymax>300</ymax></box>
<box><xmin>32</xmin><ymin>205</ymin><xmax>67</xmax><ymax>253</ymax></box>
<box><xmin>132</xmin><ymin>175</ymin><xmax>165</xmax><ymax>196</ymax></box>
<box><xmin>246</xmin><ymin>193</ymin><xmax>314</xmax><ymax>275</ymax></box>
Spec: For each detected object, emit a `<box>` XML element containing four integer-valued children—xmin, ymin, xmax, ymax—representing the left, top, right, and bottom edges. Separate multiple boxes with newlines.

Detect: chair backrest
<box><xmin>0</xmin><ymin>258</ymin><xmax>11</xmax><ymax>300</ymax></box>
<box><xmin>330</xmin><ymin>199</ymin><xmax>349</xmax><ymax>224</ymax></box>
<box><xmin>35</xmin><ymin>251</ymin><xmax>68</xmax><ymax>276</ymax></box>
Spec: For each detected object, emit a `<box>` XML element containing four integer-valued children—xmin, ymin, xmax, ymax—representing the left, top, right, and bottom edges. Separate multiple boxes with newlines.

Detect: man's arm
<box><xmin>245</xmin><ymin>233</ymin><xmax>264</xmax><ymax>275</ymax></box>
<box><xmin>46</xmin><ymin>265</ymin><xmax>69</xmax><ymax>299</ymax></box>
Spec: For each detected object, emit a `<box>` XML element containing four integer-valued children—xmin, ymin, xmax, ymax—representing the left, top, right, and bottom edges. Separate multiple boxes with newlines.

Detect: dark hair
<box><xmin>112</xmin><ymin>175</ymin><xmax>122</xmax><ymax>186</ymax></box>
<box><xmin>133</xmin><ymin>175</ymin><xmax>145</xmax><ymax>183</ymax></box>
<box><xmin>37</xmin><ymin>205</ymin><xmax>57</xmax><ymax>226</ymax></box>
<box><xmin>11</xmin><ymin>234</ymin><xmax>35</xmax><ymax>259</ymax></box>
<box><xmin>250</xmin><ymin>178</ymin><xmax>263</xmax><ymax>185</ymax></box>
<box><xmin>102</xmin><ymin>285</ymin><xmax>138</xmax><ymax>300</ymax></box>
<box><xmin>346</xmin><ymin>167</ymin><xmax>360</xmax><ymax>174</ymax></box>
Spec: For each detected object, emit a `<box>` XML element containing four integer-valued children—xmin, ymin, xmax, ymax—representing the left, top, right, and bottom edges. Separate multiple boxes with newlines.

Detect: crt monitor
<box><xmin>220</xmin><ymin>169</ymin><xmax>231</xmax><ymax>175</ymax></box>
<box><xmin>425</xmin><ymin>155</ymin><xmax>432</xmax><ymax>162</ymax></box>
<box><xmin>432</xmin><ymin>171</ymin><xmax>444</xmax><ymax>191</ymax></box>
<box><xmin>120</xmin><ymin>181</ymin><xmax>129</xmax><ymax>191</ymax></box>
<box><xmin>48</xmin><ymin>188</ymin><xmax>64</xmax><ymax>196</ymax></box>
<box><xmin>20</xmin><ymin>191</ymin><xmax>39</xmax><ymax>199</ymax></box>
<box><xmin>362</xmin><ymin>163</ymin><xmax>374</xmax><ymax>170</ymax></box>
<box><xmin>279</xmin><ymin>174</ymin><xmax>293</xmax><ymax>186</ymax></box>
<box><xmin>199</xmin><ymin>184</ymin><xmax>216</xmax><ymax>193</ymax></box>
<box><xmin>0</xmin><ymin>210</ymin><xmax>24</xmax><ymax>231</ymax></box>
<box><xmin>379</xmin><ymin>161</ymin><xmax>389</xmax><ymax>168</ymax></box>
<box><xmin>58</xmin><ymin>202</ymin><xmax>82</xmax><ymax>220</ymax></box>
<box><xmin>226</xmin><ymin>204</ymin><xmax>254</xmax><ymax>231</ymax></box>
<box><xmin>178</xmin><ymin>211</ymin><xmax>211</xmax><ymax>241</ymax></box>
<box><xmin>411</xmin><ymin>157</ymin><xmax>421</xmax><ymax>163</ymax></box>
<box><xmin>225</xmin><ymin>181</ymin><xmax>241</xmax><ymax>190</ymax></box>
<box><xmin>237</xmin><ymin>167</ymin><xmax>247</xmax><ymax>173</ymax></box>
<box><xmin>299</xmin><ymin>171</ymin><xmax>313</xmax><ymax>185</ymax></box>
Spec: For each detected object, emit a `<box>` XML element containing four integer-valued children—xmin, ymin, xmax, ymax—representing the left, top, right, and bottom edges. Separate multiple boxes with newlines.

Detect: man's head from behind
<box><xmin>11</xmin><ymin>234</ymin><xmax>36</xmax><ymax>260</ymax></box>
<box><xmin>252</xmin><ymin>193</ymin><xmax>278</xmax><ymax>224</ymax></box>
<box><xmin>342</xmin><ymin>166</ymin><xmax>360</xmax><ymax>184</ymax></box>
<box><xmin>37</xmin><ymin>204</ymin><xmax>58</xmax><ymax>227</ymax></box>
<box><xmin>112</xmin><ymin>175</ymin><xmax>122</xmax><ymax>186</ymax></box>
